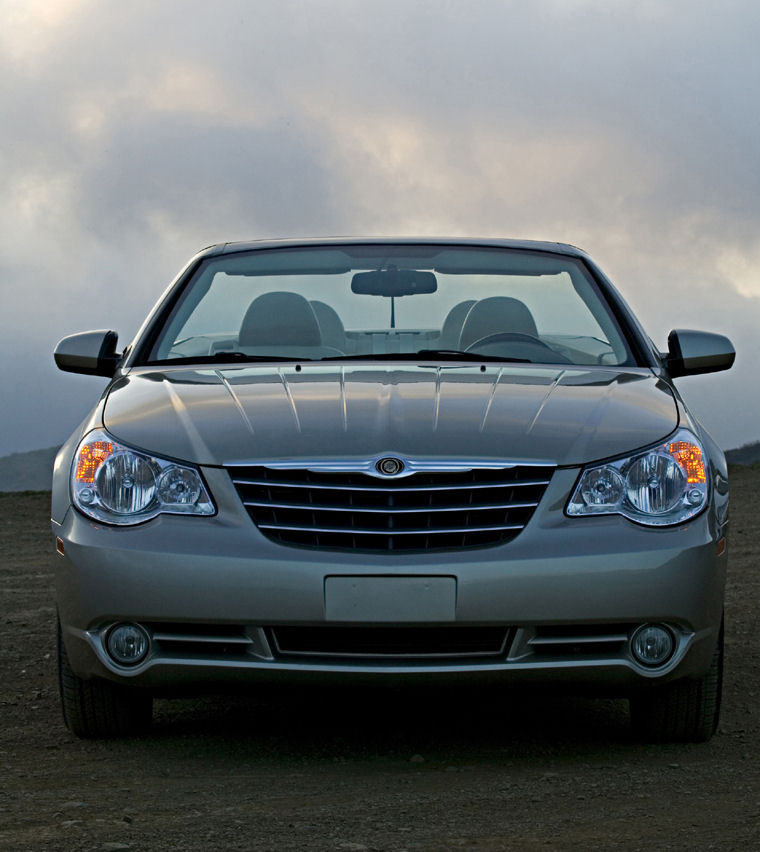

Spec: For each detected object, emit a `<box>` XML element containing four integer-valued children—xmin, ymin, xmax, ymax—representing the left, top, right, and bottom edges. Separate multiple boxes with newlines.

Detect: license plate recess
<box><xmin>324</xmin><ymin>575</ymin><xmax>457</xmax><ymax>622</ymax></box>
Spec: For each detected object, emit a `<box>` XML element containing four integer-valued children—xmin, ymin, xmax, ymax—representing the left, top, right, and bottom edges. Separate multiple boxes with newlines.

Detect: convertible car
<box><xmin>52</xmin><ymin>238</ymin><xmax>735</xmax><ymax>740</ymax></box>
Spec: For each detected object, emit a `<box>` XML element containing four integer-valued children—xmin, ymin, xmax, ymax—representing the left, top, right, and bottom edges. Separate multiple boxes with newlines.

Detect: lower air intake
<box><xmin>270</xmin><ymin>626</ymin><xmax>511</xmax><ymax>659</ymax></box>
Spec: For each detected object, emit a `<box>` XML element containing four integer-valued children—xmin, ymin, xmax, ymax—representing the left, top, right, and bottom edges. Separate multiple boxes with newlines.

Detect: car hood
<box><xmin>102</xmin><ymin>364</ymin><xmax>679</xmax><ymax>467</ymax></box>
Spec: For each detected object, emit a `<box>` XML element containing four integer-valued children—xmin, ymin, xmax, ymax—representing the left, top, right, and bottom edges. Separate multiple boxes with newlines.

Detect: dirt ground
<box><xmin>1</xmin><ymin>467</ymin><xmax>758</xmax><ymax>852</ymax></box>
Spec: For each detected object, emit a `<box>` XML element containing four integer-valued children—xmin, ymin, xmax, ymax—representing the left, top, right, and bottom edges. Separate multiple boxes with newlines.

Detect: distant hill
<box><xmin>725</xmin><ymin>441</ymin><xmax>760</xmax><ymax>466</ymax></box>
<box><xmin>0</xmin><ymin>446</ymin><xmax>59</xmax><ymax>492</ymax></box>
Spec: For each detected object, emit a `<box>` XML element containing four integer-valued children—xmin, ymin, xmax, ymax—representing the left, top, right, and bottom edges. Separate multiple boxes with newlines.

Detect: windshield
<box><xmin>145</xmin><ymin>244</ymin><xmax>634</xmax><ymax>367</ymax></box>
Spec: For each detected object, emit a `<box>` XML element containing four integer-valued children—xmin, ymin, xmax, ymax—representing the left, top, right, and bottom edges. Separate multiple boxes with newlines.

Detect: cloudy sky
<box><xmin>1</xmin><ymin>0</ymin><xmax>758</xmax><ymax>457</ymax></box>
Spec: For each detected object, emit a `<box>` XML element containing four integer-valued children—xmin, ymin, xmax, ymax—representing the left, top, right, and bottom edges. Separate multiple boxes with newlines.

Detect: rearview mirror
<box><xmin>666</xmin><ymin>329</ymin><xmax>735</xmax><ymax>378</ymax></box>
<box><xmin>351</xmin><ymin>269</ymin><xmax>437</xmax><ymax>297</ymax></box>
<box><xmin>54</xmin><ymin>330</ymin><xmax>120</xmax><ymax>377</ymax></box>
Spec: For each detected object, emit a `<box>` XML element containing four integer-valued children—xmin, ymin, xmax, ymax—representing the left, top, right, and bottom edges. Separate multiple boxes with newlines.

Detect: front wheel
<box><xmin>58</xmin><ymin>619</ymin><xmax>152</xmax><ymax>738</ymax></box>
<box><xmin>629</xmin><ymin>621</ymin><xmax>723</xmax><ymax>743</ymax></box>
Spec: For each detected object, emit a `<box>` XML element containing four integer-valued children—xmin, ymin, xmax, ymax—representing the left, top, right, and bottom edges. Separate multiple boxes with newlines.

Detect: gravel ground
<box><xmin>1</xmin><ymin>467</ymin><xmax>758</xmax><ymax>851</ymax></box>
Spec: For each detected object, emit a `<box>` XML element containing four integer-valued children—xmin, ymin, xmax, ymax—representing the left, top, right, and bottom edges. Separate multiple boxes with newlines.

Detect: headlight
<box><xmin>71</xmin><ymin>429</ymin><xmax>215</xmax><ymax>525</ymax></box>
<box><xmin>566</xmin><ymin>429</ymin><xmax>709</xmax><ymax>526</ymax></box>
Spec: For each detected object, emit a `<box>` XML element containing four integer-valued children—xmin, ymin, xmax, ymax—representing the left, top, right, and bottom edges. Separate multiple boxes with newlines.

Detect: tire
<box><xmin>57</xmin><ymin>618</ymin><xmax>152</xmax><ymax>739</ymax></box>
<box><xmin>629</xmin><ymin>620</ymin><xmax>723</xmax><ymax>743</ymax></box>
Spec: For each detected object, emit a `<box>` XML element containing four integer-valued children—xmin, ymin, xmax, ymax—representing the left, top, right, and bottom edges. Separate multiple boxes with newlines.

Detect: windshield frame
<box><xmin>131</xmin><ymin>241</ymin><xmax>646</xmax><ymax>369</ymax></box>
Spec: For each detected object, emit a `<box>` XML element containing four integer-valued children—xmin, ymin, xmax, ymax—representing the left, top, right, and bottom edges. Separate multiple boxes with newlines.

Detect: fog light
<box><xmin>106</xmin><ymin>623</ymin><xmax>150</xmax><ymax>666</ymax></box>
<box><xmin>630</xmin><ymin>624</ymin><xmax>674</xmax><ymax>667</ymax></box>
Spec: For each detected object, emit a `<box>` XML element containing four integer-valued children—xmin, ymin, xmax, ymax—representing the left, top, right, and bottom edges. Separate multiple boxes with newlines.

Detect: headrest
<box><xmin>239</xmin><ymin>292</ymin><xmax>322</xmax><ymax>347</ymax></box>
<box><xmin>310</xmin><ymin>301</ymin><xmax>346</xmax><ymax>348</ymax></box>
<box><xmin>440</xmin><ymin>299</ymin><xmax>476</xmax><ymax>348</ymax></box>
<box><xmin>458</xmin><ymin>297</ymin><xmax>538</xmax><ymax>350</ymax></box>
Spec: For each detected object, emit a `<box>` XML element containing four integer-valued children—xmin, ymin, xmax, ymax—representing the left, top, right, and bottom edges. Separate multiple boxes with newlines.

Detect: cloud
<box><xmin>0</xmin><ymin>0</ymin><xmax>92</xmax><ymax>66</ymax></box>
<box><xmin>1</xmin><ymin>0</ymin><xmax>759</xmax><ymax>454</ymax></box>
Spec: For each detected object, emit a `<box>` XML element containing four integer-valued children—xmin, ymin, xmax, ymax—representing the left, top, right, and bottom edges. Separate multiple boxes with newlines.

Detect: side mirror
<box><xmin>666</xmin><ymin>329</ymin><xmax>735</xmax><ymax>378</ymax></box>
<box><xmin>54</xmin><ymin>330</ymin><xmax>120</xmax><ymax>377</ymax></box>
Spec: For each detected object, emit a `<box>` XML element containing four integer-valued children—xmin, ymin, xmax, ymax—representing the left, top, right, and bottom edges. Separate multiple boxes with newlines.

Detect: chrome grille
<box><xmin>227</xmin><ymin>461</ymin><xmax>554</xmax><ymax>552</ymax></box>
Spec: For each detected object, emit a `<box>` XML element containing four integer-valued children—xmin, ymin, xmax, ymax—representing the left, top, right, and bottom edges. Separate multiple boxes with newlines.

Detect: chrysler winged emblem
<box><xmin>376</xmin><ymin>457</ymin><xmax>405</xmax><ymax>476</ymax></box>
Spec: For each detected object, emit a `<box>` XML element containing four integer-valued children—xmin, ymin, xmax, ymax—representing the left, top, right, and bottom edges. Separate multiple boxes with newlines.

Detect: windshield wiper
<box><xmin>146</xmin><ymin>350</ymin><xmax>534</xmax><ymax>367</ymax></box>
<box><xmin>322</xmin><ymin>350</ymin><xmax>532</xmax><ymax>363</ymax></box>
<box><xmin>416</xmin><ymin>349</ymin><xmax>531</xmax><ymax>362</ymax></box>
<box><xmin>146</xmin><ymin>352</ymin><xmax>314</xmax><ymax>366</ymax></box>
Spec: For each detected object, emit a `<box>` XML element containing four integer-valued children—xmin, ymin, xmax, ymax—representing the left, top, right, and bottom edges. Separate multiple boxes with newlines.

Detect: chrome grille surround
<box><xmin>227</xmin><ymin>457</ymin><xmax>555</xmax><ymax>552</ymax></box>
<box><xmin>89</xmin><ymin>622</ymin><xmax>685</xmax><ymax>673</ymax></box>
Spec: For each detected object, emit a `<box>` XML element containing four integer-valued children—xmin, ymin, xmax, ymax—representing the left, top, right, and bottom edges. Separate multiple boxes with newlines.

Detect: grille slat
<box><xmin>227</xmin><ymin>461</ymin><xmax>554</xmax><ymax>552</ymax></box>
<box><xmin>244</xmin><ymin>500</ymin><xmax>540</xmax><ymax>514</ymax></box>
<box><xmin>524</xmin><ymin>625</ymin><xmax>634</xmax><ymax>661</ymax></box>
<box><xmin>143</xmin><ymin>622</ymin><xmax>258</xmax><ymax>660</ymax></box>
<box><xmin>258</xmin><ymin>523</ymin><xmax>524</xmax><ymax>535</ymax></box>
<box><xmin>231</xmin><ymin>478</ymin><xmax>551</xmax><ymax>492</ymax></box>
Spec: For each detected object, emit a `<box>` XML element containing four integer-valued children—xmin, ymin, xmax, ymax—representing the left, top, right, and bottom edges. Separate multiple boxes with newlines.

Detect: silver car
<box><xmin>52</xmin><ymin>238</ymin><xmax>734</xmax><ymax>741</ymax></box>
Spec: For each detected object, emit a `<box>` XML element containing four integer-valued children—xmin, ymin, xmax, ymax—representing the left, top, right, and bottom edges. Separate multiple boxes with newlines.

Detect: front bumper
<box><xmin>53</xmin><ymin>467</ymin><xmax>727</xmax><ymax>691</ymax></box>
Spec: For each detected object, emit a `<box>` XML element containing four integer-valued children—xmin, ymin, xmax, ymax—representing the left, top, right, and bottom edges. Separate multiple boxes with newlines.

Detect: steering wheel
<box><xmin>465</xmin><ymin>332</ymin><xmax>573</xmax><ymax>363</ymax></box>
